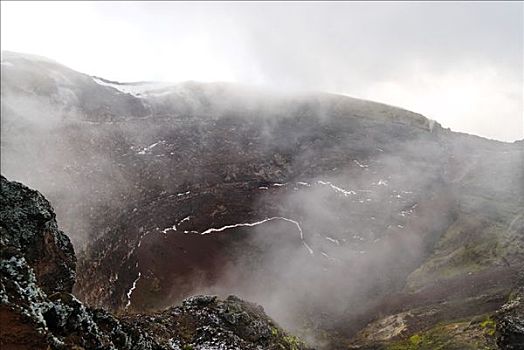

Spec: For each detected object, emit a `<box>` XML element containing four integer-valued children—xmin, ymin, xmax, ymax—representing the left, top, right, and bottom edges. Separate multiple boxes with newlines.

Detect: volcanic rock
<box><xmin>0</xmin><ymin>175</ymin><xmax>311</xmax><ymax>350</ymax></box>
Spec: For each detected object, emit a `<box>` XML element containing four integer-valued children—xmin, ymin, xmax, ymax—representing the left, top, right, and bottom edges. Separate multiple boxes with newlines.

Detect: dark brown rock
<box><xmin>0</xmin><ymin>175</ymin><xmax>76</xmax><ymax>294</ymax></box>
<box><xmin>0</xmin><ymin>176</ymin><xmax>312</xmax><ymax>350</ymax></box>
<box><xmin>495</xmin><ymin>287</ymin><xmax>524</xmax><ymax>350</ymax></box>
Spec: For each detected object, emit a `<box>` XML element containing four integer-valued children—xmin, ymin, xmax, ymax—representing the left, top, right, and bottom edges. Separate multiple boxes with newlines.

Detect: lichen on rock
<box><xmin>0</xmin><ymin>175</ymin><xmax>76</xmax><ymax>295</ymax></box>
<box><xmin>494</xmin><ymin>287</ymin><xmax>524</xmax><ymax>350</ymax></box>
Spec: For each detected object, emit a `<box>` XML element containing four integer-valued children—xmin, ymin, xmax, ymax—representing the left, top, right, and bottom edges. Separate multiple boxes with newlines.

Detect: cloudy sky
<box><xmin>1</xmin><ymin>1</ymin><xmax>522</xmax><ymax>141</ymax></box>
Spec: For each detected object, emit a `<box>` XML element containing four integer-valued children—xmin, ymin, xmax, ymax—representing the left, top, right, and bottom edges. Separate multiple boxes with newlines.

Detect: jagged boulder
<box><xmin>0</xmin><ymin>175</ymin><xmax>311</xmax><ymax>350</ymax></box>
<box><xmin>495</xmin><ymin>287</ymin><xmax>524</xmax><ymax>350</ymax></box>
<box><xmin>0</xmin><ymin>175</ymin><xmax>76</xmax><ymax>294</ymax></box>
<box><xmin>124</xmin><ymin>295</ymin><xmax>310</xmax><ymax>350</ymax></box>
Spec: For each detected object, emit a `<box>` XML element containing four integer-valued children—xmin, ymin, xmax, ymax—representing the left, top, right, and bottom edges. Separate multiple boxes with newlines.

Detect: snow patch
<box><xmin>162</xmin><ymin>224</ymin><xmax>177</xmax><ymax>234</ymax></box>
<box><xmin>179</xmin><ymin>216</ymin><xmax>191</xmax><ymax>224</ymax></box>
<box><xmin>317</xmin><ymin>180</ymin><xmax>356</xmax><ymax>196</ymax></box>
<box><xmin>320</xmin><ymin>251</ymin><xmax>334</xmax><ymax>260</ymax></box>
<box><xmin>400</xmin><ymin>203</ymin><xmax>417</xmax><ymax>217</ymax></box>
<box><xmin>125</xmin><ymin>272</ymin><xmax>141</xmax><ymax>309</ymax></box>
<box><xmin>201</xmin><ymin>217</ymin><xmax>313</xmax><ymax>255</ymax></box>
<box><xmin>162</xmin><ymin>216</ymin><xmax>192</xmax><ymax>234</ymax></box>
<box><xmin>92</xmin><ymin>77</ymin><xmax>174</xmax><ymax>97</ymax></box>
<box><xmin>325</xmin><ymin>236</ymin><xmax>341</xmax><ymax>245</ymax></box>
<box><xmin>137</xmin><ymin>140</ymin><xmax>165</xmax><ymax>155</ymax></box>
<box><xmin>302</xmin><ymin>241</ymin><xmax>314</xmax><ymax>255</ymax></box>
<box><xmin>353</xmin><ymin>159</ymin><xmax>369</xmax><ymax>168</ymax></box>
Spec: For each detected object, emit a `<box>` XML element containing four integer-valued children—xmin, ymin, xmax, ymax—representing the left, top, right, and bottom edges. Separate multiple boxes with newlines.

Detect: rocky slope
<box><xmin>1</xmin><ymin>51</ymin><xmax>523</xmax><ymax>349</ymax></box>
<box><xmin>0</xmin><ymin>175</ymin><xmax>311</xmax><ymax>350</ymax></box>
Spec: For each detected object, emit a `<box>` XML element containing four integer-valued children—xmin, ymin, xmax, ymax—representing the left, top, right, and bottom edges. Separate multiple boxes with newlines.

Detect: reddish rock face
<box><xmin>0</xmin><ymin>305</ymin><xmax>49</xmax><ymax>350</ymax></box>
<box><xmin>0</xmin><ymin>176</ymin><xmax>312</xmax><ymax>350</ymax></box>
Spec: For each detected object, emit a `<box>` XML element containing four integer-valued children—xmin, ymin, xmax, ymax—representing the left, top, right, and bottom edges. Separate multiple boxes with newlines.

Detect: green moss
<box><xmin>271</xmin><ymin>326</ymin><xmax>279</xmax><ymax>337</ymax></box>
<box><xmin>282</xmin><ymin>334</ymin><xmax>304</xmax><ymax>350</ymax></box>
<box><xmin>385</xmin><ymin>319</ymin><xmax>497</xmax><ymax>350</ymax></box>
<box><xmin>406</xmin><ymin>209</ymin><xmax>520</xmax><ymax>290</ymax></box>
<box><xmin>480</xmin><ymin>317</ymin><xmax>496</xmax><ymax>336</ymax></box>
<box><xmin>409</xmin><ymin>334</ymin><xmax>422</xmax><ymax>346</ymax></box>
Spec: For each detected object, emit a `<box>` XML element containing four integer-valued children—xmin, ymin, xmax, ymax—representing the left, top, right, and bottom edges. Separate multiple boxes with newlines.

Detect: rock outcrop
<box><xmin>495</xmin><ymin>287</ymin><xmax>524</xmax><ymax>350</ymax></box>
<box><xmin>0</xmin><ymin>175</ymin><xmax>76</xmax><ymax>295</ymax></box>
<box><xmin>0</xmin><ymin>175</ymin><xmax>311</xmax><ymax>350</ymax></box>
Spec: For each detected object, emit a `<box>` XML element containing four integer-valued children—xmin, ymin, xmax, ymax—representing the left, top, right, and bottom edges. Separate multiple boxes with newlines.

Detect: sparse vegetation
<box><xmin>386</xmin><ymin>319</ymin><xmax>498</xmax><ymax>350</ymax></box>
<box><xmin>282</xmin><ymin>334</ymin><xmax>304</xmax><ymax>350</ymax></box>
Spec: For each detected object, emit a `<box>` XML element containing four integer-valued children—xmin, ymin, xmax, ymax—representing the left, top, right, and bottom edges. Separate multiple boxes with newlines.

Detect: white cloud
<box><xmin>1</xmin><ymin>1</ymin><xmax>522</xmax><ymax>141</ymax></box>
<box><xmin>355</xmin><ymin>62</ymin><xmax>523</xmax><ymax>142</ymax></box>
